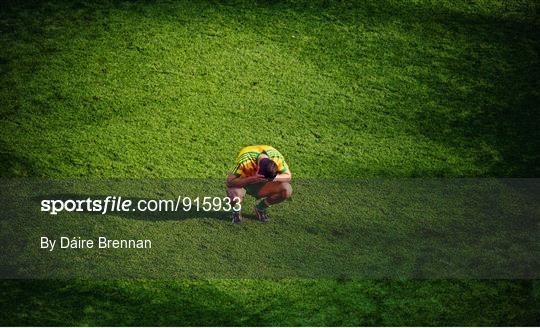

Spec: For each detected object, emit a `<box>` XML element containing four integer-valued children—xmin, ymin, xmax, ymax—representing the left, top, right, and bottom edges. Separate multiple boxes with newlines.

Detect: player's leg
<box><xmin>226</xmin><ymin>187</ymin><xmax>245</xmax><ymax>224</ymax></box>
<box><xmin>227</xmin><ymin>186</ymin><xmax>246</xmax><ymax>205</ymax></box>
<box><xmin>257</xmin><ymin>181</ymin><xmax>292</xmax><ymax>204</ymax></box>
<box><xmin>253</xmin><ymin>181</ymin><xmax>292</xmax><ymax>222</ymax></box>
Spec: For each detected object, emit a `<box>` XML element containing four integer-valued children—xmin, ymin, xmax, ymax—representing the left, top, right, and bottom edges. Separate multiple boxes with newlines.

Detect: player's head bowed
<box><xmin>258</xmin><ymin>158</ymin><xmax>278</xmax><ymax>180</ymax></box>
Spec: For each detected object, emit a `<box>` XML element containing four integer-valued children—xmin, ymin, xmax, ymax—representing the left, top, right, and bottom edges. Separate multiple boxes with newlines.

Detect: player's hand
<box><xmin>255</xmin><ymin>174</ymin><xmax>267</xmax><ymax>182</ymax></box>
<box><xmin>249</xmin><ymin>174</ymin><xmax>266</xmax><ymax>184</ymax></box>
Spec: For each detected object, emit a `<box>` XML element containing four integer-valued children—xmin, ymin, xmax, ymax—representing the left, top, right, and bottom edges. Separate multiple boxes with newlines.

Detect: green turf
<box><xmin>1</xmin><ymin>280</ymin><xmax>538</xmax><ymax>326</ymax></box>
<box><xmin>1</xmin><ymin>0</ymin><xmax>539</xmax><ymax>326</ymax></box>
<box><xmin>1</xmin><ymin>0</ymin><xmax>538</xmax><ymax>178</ymax></box>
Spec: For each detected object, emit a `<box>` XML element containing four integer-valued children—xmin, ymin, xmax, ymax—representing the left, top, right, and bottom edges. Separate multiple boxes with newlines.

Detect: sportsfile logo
<box><xmin>40</xmin><ymin>196</ymin><xmax>241</xmax><ymax>215</ymax></box>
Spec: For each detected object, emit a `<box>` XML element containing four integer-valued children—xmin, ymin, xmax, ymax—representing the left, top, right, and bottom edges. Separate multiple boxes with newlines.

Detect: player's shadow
<box><xmin>32</xmin><ymin>194</ymin><xmax>231</xmax><ymax>222</ymax></box>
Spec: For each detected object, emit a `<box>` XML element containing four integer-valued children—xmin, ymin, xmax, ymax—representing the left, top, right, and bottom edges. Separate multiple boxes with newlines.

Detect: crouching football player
<box><xmin>226</xmin><ymin>145</ymin><xmax>292</xmax><ymax>223</ymax></box>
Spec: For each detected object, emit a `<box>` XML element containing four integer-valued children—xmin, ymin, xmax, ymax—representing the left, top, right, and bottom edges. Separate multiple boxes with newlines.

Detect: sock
<box><xmin>256</xmin><ymin>199</ymin><xmax>269</xmax><ymax>211</ymax></box>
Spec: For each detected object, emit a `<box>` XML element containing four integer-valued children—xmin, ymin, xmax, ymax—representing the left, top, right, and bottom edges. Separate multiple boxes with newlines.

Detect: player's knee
<box><xmin>281</xmin><ymin>182</ymin><xmax>292</xmax><ymax>199</ymax></box>
<box><xmin>226</xmin><ymin>187</ymin><xmax>244</xmax><ymax>202</ymax></box>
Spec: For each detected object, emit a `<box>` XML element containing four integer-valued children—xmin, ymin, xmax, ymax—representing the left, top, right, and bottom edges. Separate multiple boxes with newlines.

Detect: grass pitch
<box><xmin>1</xmin><ymin>0</ymin><xmax>539</xmax><ymax>325</ymax></box>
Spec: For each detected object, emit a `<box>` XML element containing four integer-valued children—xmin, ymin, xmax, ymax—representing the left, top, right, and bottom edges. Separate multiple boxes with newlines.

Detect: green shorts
<box><xmin>245</xmin><ymin>182</ymin><xmax>266</xmax><ymax>199</ymax></box>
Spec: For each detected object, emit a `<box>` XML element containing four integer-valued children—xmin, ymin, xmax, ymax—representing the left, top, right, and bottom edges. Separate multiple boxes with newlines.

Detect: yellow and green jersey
<box><xmin>231</xmin><ymin>145</ymin><xmax>289</xmax><ymax>177</ymax></box>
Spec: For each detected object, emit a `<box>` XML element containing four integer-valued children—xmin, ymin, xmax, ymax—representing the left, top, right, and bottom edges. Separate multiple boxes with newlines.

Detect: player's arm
<box><xmin>274</xmin><ymin>170</ymin><xmax>291</xmax><ymax>182</ymax></box>
<box><xmin>226</xmin><ymin>173</ymin><xmax>265</xmax><ymax>188</ymax></box>
<box><xmin>274</xmin><ymin>159</ymin><xmax>291</xmax><ymax>182</ymax></box>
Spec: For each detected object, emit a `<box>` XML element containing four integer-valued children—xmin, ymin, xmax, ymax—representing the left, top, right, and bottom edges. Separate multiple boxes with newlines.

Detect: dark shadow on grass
<box><xmin>0</xmin><ymin>140</ymin><xmax>41</xmax><ymax>178</ymax></box>
<box><xmin>289</xmin><ymin>0</ymin><xmax>540</xmax><ymax>177</ymax></box>
<box><xmin>0</xmin><ymin>279</ymin><xmax>253</xmax><ymax>326</ymax></box>
<box><xmin>393</xmin><ymin>3</ymin><xmax>540</xmax><ymax>177</ymax></box>
<box><xmin>1</xmin><ymin>279</ymin><xmax>538</xmax><ymax>326</ymax></box>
